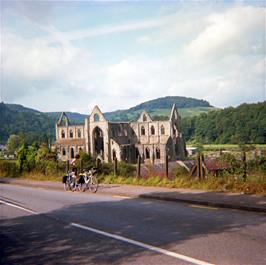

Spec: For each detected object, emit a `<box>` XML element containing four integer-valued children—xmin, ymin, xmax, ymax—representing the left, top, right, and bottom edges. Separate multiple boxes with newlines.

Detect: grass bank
<box><xmin>1</xmin><ymin>160</ymin><xmax>265</xmax><ymax>195</ymax></box>
<box><xmin>2</xmin><ymin>171</ymin><xmax>265</xmax><ymax>195</ymax></box>
<box><xmin>99</xmin><ymin>173</ymin><xmax>266</xmax><ymax>195</ymax></box>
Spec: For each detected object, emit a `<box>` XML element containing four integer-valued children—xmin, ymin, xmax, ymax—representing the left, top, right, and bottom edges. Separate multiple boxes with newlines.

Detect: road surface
<box><xmin>1</xmin><ymin>184</ymin><xmax>265</xmax><ymax>265</ymax></box>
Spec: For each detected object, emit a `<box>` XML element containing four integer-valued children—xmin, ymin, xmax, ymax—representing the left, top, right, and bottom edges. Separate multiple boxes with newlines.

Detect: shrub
<box><xmin>80</xmin><ymin>151</ymin><xmax>95</xmax><ymax>170</ymax></box>
<box><xmin>99</xmin><ymin>163</ymin><xmax>113</xmax><ymax>175</ymax></box>
<box><xmin>0</xmin><ymin>160</ymin><xmax>20</xmax><ymax>178</ymax></box>
<box><xmin>219</xmin><ymin>153</ymin><xmax>241</xmax><ymax>174</ymax></box>
<box><xmin>247</xmin><ymin>155</ymin><xmax>266</xmax><ymax>173</ymax></box>
<box><xmin>172</xmin><ymin>165</ymin><xmax>189</xmax><ymax>177</ymax></box>
<box><xmin>117</xmin><ymin>162</ymin><xmax>136</xmax><ymax>177</ymax></box>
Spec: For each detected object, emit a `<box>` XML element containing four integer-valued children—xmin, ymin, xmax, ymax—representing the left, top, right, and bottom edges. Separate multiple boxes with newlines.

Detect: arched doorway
<box><xmin>93</xmin><ymin>127</ymin><xmax>104</xmax><ymax>158</ymax></box>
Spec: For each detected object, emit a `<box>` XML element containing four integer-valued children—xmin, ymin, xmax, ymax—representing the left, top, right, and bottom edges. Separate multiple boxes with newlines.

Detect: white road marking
<box><xmin>0</xmin><ymin>199</ymin><xmax>37</xmax><ymax>215</ymax></box>
<box><xmin>190</xmin><ymin>204</ymin><xmax>218</xmax><ymax>210</ymax></box>
<box><xmin>1</xmin><ymin>198</ymin><xmax>215</xmax><ymax>265</ymax></box>
<box><xmin>71</xmin><ymin>222</ymin><xmax>215</xmax><ymax>265</ymax></box>
<box><xmin>112</xmin><ymin>195</ymin><xmax>132</xmax><ymax>199</ymax></box>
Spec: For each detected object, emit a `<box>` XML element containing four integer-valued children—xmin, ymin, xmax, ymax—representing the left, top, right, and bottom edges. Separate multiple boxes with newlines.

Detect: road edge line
<box><xmin>70</xmin><ymin>222</ymin><xmax>215</xmax><ymax>265</ymax></box>
<box><xmin>0</xmin><ymin>199</ymin><xmax>37</xmax><ymax>215</ymax></box>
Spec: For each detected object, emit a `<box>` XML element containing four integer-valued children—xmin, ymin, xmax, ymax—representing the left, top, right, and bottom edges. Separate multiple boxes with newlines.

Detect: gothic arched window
<box><xmin>141</xmin><ymin>126</ymin><xmax>145</xmax><ymax>135</ymax></box>
<box><xmin>69</xmin><ymin>130</ymin><xmax>73</xmax><ymax>138</ymax></box>
<box><xmin>61</xmin><ymin>130</ymin><xmax>65</xmax><ymax>138</ymax></box>
<box><xmin>145</xmin><ymin>147</ymin><xmax>150</xmax><ymax>159</ymax></box>
<box><xmin>156</xmin><ymin>148</ymin><xmax>160</xmax><ymax>159</ymax></box>
<box><xmin>151</xmin><ymin>125</ymin><xmax>155</xmax><ymax>135</ymax></box>
<box><xmin>70</xmin><ymin>148</ymin><xmax>74</xmax><ymax>159</ymax></box>
<box><xmin>62</xmin><ymin>148</ymin><xmax>66</xmax><ymax>156</ymax></box>
<box><xmin>161</xmin><ymin>125</ymin><xmax>165</xmax><ymax>135</ymax></box>
<box><xmin>143</xmin><ymin>114</ymin><xmax>147</xmax><ymax>122</ymax></box>
<box><xmin>77</xmin><ymin>129</ymin><xmax>81</xmax><ymax>138</ymax></box>
<box><xmin>94</xmin><ymin>113</ymin><xmax>100</xmax><ymax>122</ymax></box>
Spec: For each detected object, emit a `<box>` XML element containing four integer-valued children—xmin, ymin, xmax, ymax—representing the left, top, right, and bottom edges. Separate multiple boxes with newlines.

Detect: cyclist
<box><xmin>71</xmin><ymin>154</ymin><xmax>80</xmax><ymax>185</ymax></box>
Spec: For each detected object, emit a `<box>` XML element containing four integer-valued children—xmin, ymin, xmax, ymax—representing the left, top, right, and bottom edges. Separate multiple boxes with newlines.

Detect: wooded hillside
<box><xmin>1</xmin><ymin>100</ymin><xmax>265</xmax><ymax>145</ymax></box>
<box><xmin>181</xmin><ymin>102</ymin><xmax>266</xmax><ymax>144</ymax></box>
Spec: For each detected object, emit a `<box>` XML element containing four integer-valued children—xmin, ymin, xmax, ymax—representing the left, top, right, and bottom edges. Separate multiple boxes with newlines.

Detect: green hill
<box><xmin>0</xmin><ymin>96</ymin><xmax>214</xmax><ymax>144</ymax></box>
<box><xmin>0</xmin><ymin>102</ymin><xmax>56</xmax><ymax>145</ymax></box>
<box><xmin>105</xmin><ymin>96</ymin><xmax>214</xmax><ymax>121</ymax></box>
<box><xmin>2</xmin><ymin>98</ymin><xmax>264</xmax><ymax>146</ymax></box>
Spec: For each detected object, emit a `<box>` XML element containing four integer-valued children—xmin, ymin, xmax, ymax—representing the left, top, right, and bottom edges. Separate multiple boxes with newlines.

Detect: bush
<box><xmin>172</xmin><ymin>165</ymin><xmax>189</xmax><ymax>177</ymax></box>
<box><xmin>80</xmin><ymin>151</ymin><xmax>95</xmax><ymax>170</ymax></box>
<box><xmin>0</xmin><ymin>160</ymin><xmax>20</xmax><ymax>178</ymax></box>
<box><xmin>247</xmin><ymin>155</ymin><xmax>266</xmax><ymax>173</ymax></box>
<box><xmin>117</xmin><ymin>162</ymin><xmax>136</xmax><ymax>177</ymax></box>
<box><xmin>96</xmin><ymin>162</ymin><xmax>136</xmax><ymax>177</ymax></box>
<box><xmin>98</xmin><ymin>163</ymin><xmax>113</xmax><ymax>175</ymax></box>
<box><xmin>219</xmin><ymin>153</ymin><xmax>242</xmax><ymax>174</ymax></box>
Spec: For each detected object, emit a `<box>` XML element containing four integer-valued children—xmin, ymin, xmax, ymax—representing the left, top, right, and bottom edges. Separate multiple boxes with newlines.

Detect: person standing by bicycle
<box><xmin>71</xmin><ymin>154</ymin><xmax>80</xmax><ymax>184</ymax></box>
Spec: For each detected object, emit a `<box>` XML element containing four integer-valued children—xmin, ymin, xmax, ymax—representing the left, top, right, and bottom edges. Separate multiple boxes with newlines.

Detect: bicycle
<box><xmin>79</xmin><ymin>168</ymin><xmax>99</xmax><ymax>193</ymax></box>
<box><xmin>62</xmin><ymin>171</ymin><xmax>76</xmax><ymax>191</ymax></box>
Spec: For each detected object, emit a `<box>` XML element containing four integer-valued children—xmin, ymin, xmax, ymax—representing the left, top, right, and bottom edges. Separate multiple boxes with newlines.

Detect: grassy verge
<box><xmin>1</xmin><ymin>160</ymin><xmax>265</xmax><ymax>195</ymax></box>
<box><xmin>1</xmin><ymin>172</ymin><xmax>265</xmax><ymax>195</ymax></box>
<box><xmin>99</xmin><ymin>173</ymin><xmax>266</xmax><ymax>195</ymax></box>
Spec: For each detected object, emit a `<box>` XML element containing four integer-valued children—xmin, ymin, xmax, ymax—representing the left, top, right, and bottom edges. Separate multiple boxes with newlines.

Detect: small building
<box><xmin>186</xmin><ymin>147</ymin><xmax>199</xmax><ymax>156</ymax></box>
<box><xmin>55</xmin><ymin>104</ymin><xmax>186</xmax><ymax>164</ymax></box>
<box><xmin>0</xmin><ymin>145</ymin><xmax>7</xmax><ymax>152</ymax></box>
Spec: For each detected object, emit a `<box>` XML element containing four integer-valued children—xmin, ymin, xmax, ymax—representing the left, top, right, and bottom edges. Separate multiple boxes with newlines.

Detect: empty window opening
<box><xmin>145</xmin><ymin>147</ymin><xmax>150</xmax><ymax>159</ymax></box>
<box><xmin>70</xmin><ymin>148</ymin><xmax>74</xmax><ymax>159</ymax></box>
<box><xmin>94</xmin><ymin>114</ymin><xmax>100</xmax><ymax>122</ymax></box>
<box><xmin>78</xmin><ymin>129</ymin><xmax>82</xmax><ymax>138</ymax></box>
<box><xmin>156</xmin><ymin>148</ymin><xmax>160</xmax><ymax>159</ymax></box>
<box><xmin>141</xmin><ymin>126</ymin><xmax>145</xmax><ymax>135</ymax></box>
<box><xmin>69</xmin><ymin>130</ymin><xmax>73</xmax><ymax>138</ymax></box>
<box><xmin>151</xmin><ymin>125</ymin><xmax>155</xmax><ymax>135</ymax></box>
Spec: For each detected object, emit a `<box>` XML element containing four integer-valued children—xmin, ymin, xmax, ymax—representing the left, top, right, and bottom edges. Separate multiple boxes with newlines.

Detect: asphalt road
<box><xmin>0</xmin><ymin>184</ymin><xmax>265</xmax><ymax>265</ymax></box>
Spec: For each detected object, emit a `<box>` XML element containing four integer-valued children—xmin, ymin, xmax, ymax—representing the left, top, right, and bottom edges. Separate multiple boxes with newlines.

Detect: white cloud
<box><xmin>41</xmin><ymin>16</ymin><xmax>168</xmax><ymax>45</ymax></box>
<box><xmin>2</xmin><ymin>2</ymin><xmax>265</xmax><ymax>112</ymax></box>
<box><xmin>2</xmin><ymin>27</ymin><xmax>99</xmax><ymax>102</ymax></box>
<box><xmin>185</xmin><ymin>6</ymin><xmax>265</xmax><ymax>62</ymax></box>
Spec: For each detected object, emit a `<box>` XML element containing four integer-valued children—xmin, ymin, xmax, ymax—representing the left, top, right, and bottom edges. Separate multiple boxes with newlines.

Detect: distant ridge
<box><xmin>1</xmin><ymin>99</ymin><xmax>265</xmax><ymax>145</ymax></box>
<box><xmin>105</xmin><ymin>96</ymin><xmax>213</xmax><ymax>121</ymax></box>
<box><xmin>128</xmin><ymin>96</ymin><xmax>212</xmax><ymax>111</ymax></box>
<box><xmin>0</xmin><ymin>96</ymin><xmax>213</xmax><ymax>144</ymax></box>
<box><xmin>5</xmin><ymin>103</ymin><xmax>42</xmax><ymax>114</ymax></box>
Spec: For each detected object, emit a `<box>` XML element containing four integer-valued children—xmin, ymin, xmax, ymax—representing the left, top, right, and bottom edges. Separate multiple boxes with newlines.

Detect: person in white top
<box><xmin>71</xmin><ymin>154</ymin><xmax>80</xmax><ymax>178</ymax></box>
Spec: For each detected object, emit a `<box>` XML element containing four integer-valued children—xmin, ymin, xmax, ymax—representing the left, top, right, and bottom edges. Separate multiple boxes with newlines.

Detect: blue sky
<box><xmin>1</xmin><ymin>0</ymin><xmax>265</xmax><ymax>113</ymax></box>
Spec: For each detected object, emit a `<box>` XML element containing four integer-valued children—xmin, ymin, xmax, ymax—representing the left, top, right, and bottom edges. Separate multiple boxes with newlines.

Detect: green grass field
<box><xmin>149</xmin><ymin>107</ymin><xmax>215</xmax><ymax>119</ymax></box>
<box><xmin>186</xmin><ymin>144</ymin><xmax>266</xmax><ymax>150</ymax></box>
<box><xmin>106</xmin><ymin>106</ymin><xmax>216</xmax><ymax>121</ymax></box>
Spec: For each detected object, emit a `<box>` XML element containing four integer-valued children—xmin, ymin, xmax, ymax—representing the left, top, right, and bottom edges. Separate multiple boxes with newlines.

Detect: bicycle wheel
<box><xmin>64</xmin><ymin>182</ymin><xmax>70</xmax><ymax>191</ymax></box>
<box><xmin>89</xmin><ymin>176</ymin><xmax>98</xmax><ymax>193</ymax></box>
<box><xmin>78</xmin><ymin>176</ymin><xmax>85</xmax><ymax>192</ymax></box>
<box><xmin>70</xmin><ymin>181</ymin><xmax>76</xmax><ymax>192</ymax></box>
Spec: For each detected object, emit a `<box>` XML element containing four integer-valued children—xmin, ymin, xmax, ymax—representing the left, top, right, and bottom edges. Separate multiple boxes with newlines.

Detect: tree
<box><xmin>7</xmin><ymin>134</ymin><xmax>21</xmax><ymax>154</ymax></box>
<box><xmin>17</xmin><ymin>144</ymin><xmax>28</xmax><ymax>172</ymax></box>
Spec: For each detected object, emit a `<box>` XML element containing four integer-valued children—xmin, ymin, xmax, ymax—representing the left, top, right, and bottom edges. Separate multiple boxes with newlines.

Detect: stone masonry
<box><xmin>55</xmin><ymin>104</ymin><xmax>186</xmax><ymax>164</ymax></box>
